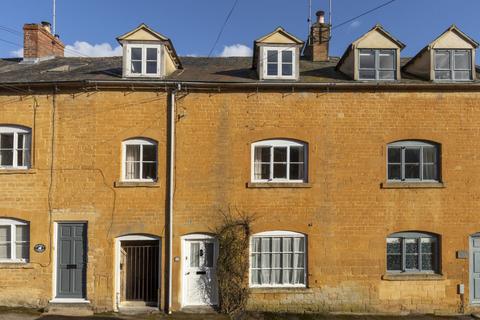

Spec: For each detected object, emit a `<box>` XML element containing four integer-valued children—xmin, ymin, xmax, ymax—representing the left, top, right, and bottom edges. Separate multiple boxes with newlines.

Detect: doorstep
<box><xmin>45</xmin><ymin>301</ymin><xmax>93</xmax><ymax>317</ymax></box>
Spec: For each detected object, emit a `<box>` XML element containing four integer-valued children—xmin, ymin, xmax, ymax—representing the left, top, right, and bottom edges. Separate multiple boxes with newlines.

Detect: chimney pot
<box><xmin>316</xmin><ymin>11</ymin><xmax>325</xmax><ymax>24</ymax></box>
<box><xmin>41</xmin><ymin>21</ymin><xmax>52</xmax><ymax>33</ymax></box>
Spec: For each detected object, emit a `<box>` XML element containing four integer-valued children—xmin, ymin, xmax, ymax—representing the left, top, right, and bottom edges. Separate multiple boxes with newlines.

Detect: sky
<box><xmin>1</xmin><ymin>0</ymin><xmax>479</xmax><ymax>63</ymax></box>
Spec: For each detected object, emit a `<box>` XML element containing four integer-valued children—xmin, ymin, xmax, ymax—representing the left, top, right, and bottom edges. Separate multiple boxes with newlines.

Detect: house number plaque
<box><xmin>34</xmin><ymin>244</ymin><xmax>46</xmax><ymax>253</ymax></box>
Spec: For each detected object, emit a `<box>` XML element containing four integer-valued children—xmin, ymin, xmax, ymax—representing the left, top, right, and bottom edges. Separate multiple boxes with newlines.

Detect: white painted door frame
<box><xmin>51</xmin><ymin>221</ymin><xmax>90</xmax><ymax>303</ymax></box>
<box><xmin>181</xmin><ymin>233</ymin><xmax>219</xmax><ymax>307</ymax></box>
<box><xmin>113</xmin><ymin>235</ymin><xmax>161</xmax><ymax>311</ymax></box>
<box><xmin>470</xmin><ymin>233</ymin><xmax>480</xmax><ymax>305</ymax></box>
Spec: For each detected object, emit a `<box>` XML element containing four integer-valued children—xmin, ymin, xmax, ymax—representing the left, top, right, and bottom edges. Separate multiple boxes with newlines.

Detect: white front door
<box><xmin>183</xmin><ymin>238</ymin><xmax>218</xmax><ymax>306</ymax></box>
<box><xmin>471</xmin><ymin>235</ymin><xmax>480</xmax><ymax>304</ymax></box>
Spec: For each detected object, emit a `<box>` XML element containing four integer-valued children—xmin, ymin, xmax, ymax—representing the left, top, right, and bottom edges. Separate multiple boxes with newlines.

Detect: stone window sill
<box><xmin>249</xmin><ymin>286</ymin><xmax>311</xmax><ymax>293</ymax></box>
<box><xmin>0</xmin><ymin>168</ymin><xmax>37</xmax><ymax>175</ymax></box>
<box><xmin>382</xmin><ymin>273</ymin><xmax>444</xmax><ymax>281</ymax></box>
<box><xmin>114</xmin><ymin>181</ymin><xmax>160</xmax><ymax>188</ymax></box>
<box><xmin>0</xmin><ymin>262</ymin><xmax>33</xmax><ymax>269</ymax></box>
<box><xmin>247</xmin><ymin>182</ymin><xmax>311</xmax><ymax>188</ymax></box>
<box><xmin>380</xmin><ymin>182</ymin><xmax>445</xmax><ymax>189</ymax></box>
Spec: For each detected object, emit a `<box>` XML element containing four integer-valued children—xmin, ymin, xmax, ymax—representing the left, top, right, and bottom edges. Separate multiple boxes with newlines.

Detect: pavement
<box><xmin>0</xmin><ymin>308</ymin><xmax>477</xmax><ymax>320</ymax></box>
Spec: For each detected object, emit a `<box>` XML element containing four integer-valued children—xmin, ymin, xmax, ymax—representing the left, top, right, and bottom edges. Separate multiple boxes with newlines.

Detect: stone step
<box><xmin>45</xmin><ymin>302</ymin><xmax>94</xmax><ymax>317</ymax></box>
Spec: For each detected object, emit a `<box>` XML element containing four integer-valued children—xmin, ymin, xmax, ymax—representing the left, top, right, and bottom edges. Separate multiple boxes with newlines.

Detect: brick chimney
<box><xmin>23</xmin><ymin>21</ymin><xmax>65</xmax><ymax>63</ymax></box>
<box><xmin>304</xmin><ymin>10</ymin><xmax>331</xmax><ymax>62</ymax></box>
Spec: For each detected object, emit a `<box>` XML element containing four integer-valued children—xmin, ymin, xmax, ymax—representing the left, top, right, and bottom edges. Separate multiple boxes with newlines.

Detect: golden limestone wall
<box><xmin>1</xmin><ymin>89</ymin><xmax>480</xmax><ymax>314</ymax></box>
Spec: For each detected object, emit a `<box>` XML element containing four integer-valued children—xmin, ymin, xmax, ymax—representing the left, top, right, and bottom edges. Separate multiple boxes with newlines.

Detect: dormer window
<box><xmin>359</xmin><ymin>49</ymin><xmax>396</xmax><ymax>80</ymax></box>
<box><xmin>264</xmin><ymin>47</ymin><xmax>295</xmax><ymax>79</ymax></box>
<box><xmin>127</xmin><ymin>44</ymin><xmax>162</xmax><ymax>77</ymax></box>
<box><xmin>434</xmin><ymin>49</ymin><xmax>472</xmax><ymax>81</ymax></box>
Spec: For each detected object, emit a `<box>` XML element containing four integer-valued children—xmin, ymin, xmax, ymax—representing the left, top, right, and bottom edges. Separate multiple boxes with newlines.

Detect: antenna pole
<box><xmin>53</xmin><ymin>0</ymin><xmax>56</xmax><ymax>34</ymax></box>
<box><xmin>329</xmin><ymin>0</ymin><xmax>332</xmax><ymax>25</ymax></box>
<box><xmin>308</xmin><ymin>0</ymin><xmax>312</xmax><ymax>34</ymax></box>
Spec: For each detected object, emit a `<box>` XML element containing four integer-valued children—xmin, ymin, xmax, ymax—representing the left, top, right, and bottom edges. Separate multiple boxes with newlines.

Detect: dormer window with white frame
<box><xmin>434</xmin><ymin>49</ymin><xmax>472</xmax><ymax>81</ymax></box>
<box><xmin>126</xmin><ymin>44</ymin><xmax>163</xmax><ymax>77</ymax></box>
<box><xmin>263</xmin><ymin>47</ymin><xmax>296</xmax><ymax>79</ymax></box>
<box><xmin>359</xmin><ymin>49</ymin><xmax>396</xmax><ymax>80</ymax></box>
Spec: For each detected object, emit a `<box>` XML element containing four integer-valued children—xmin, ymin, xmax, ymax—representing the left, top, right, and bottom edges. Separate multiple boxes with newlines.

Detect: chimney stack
<box><xmin>304</xmin><ymin>10</ymin><xmax>331</xmax><ymax>62</ymax></box>
<box><xmin>23</xmin><ymin>22</ymin><xmax>65</xmax><ymax>63</ymax></box>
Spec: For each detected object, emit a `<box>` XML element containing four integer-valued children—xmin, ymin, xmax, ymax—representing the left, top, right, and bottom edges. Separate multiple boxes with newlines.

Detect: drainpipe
<box><xmin>167</xmin><ymin>86</ymin><xmax>177</xmax><ymax>314</ymax></box>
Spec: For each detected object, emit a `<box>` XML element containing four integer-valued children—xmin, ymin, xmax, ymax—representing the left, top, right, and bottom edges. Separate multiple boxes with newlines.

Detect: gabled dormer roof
<box><xmin>351</xmin><ymin>24</ymin><xmax>405</xmax><ymax>49</ymax></box>
<box><xmin>252</xmin><ymin>27</ymin><xmax>304</xmax><ymax>69</ymax></box>
<box><xmin>116</xmin><ymin>23</ymin><xmax>182</xmax><ymax>69</ymax></box>
<box><xmin>403</xmin><ymin>25</ymin><xmax>478</xmax><ymax>79</ymax></box>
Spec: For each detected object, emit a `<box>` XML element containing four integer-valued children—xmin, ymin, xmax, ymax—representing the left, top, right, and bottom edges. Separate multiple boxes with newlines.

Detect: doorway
<box><xmin>182</xmin><ymin>234</ymin><xmax>218</xmax><ymax>307</ymax></box>
<box><xmin>471</xmin><ymin>234</ymin><xmax>480</xmax><ymax>304</ymax></box>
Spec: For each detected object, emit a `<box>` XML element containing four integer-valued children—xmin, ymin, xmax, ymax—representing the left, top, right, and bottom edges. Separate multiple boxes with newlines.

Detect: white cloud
<box><xmin>10</xmin><ymin>48</ymin><xmax>23</xmax><ymax>57</ymax></box>
<box><xmin>219</xmin><ymin>44</ymin><xmax>252</xmax><ymax>57</ymax></box>
<box><xmin>350</xmin><ymin>20</ymin><xmax>361</xmax><ymax>28</ymax></box>
<box><xmin>65</xmin><ymin>41</ymin><xmax>122</xmax><ymax>57</ymax></box>
<box><xmin>186</xmin><ymin>53</ymin><xmax>198</xmax><ymax>57</ymax></box>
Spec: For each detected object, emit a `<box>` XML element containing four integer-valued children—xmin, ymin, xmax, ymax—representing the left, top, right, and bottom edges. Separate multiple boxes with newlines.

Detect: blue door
<box><xmin>56</xmin><ymin>223</ymin><xmax>87</xmax><ymax>299</ymax></box>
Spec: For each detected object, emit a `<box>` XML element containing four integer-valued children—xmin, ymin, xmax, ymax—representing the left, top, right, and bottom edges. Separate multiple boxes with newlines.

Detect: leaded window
<box><xmin>387</xmin><ymin>232</ymin><xmax>438</xmax><ymax>273</ymax></box>
<box><xmin>250</xmin><ymin>231</ymin><xmax>306</xmax><ymax>287</ymax></box>
<box><xmin>252</xmin><ymin>139</ymin><xmax>307</xmax><ymax>183</ymax></box>
<box><xmin>387</xmin><ymin>141</ymin><xmax>439</xmax><ymax>182</ymax></box>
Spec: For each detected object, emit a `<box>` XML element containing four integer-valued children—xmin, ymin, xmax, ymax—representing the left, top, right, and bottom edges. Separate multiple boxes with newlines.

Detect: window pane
<box><xmin>387</xmin><ymin>255</ymin><xmax>402</xmax><ymax>271</ymax></box>
<box><xmin>190</xmin><ymin>242</ymin><xmax>200</xmax><ymax>267</ymax></box>
<box><xmin>143</xmin><ymin>145</ymin><xmax>156</xmax><ymax>162</ymax></box>
<box><xmin>379</xmin><ymin>70</ymin><xmax>395</xmax><ymax>80</ymax></box>
<box><xmin>435</xmin><ymin>70</ymin><xmax>451</xmax><ymax>80</ymax></box>
<box><xmin>0</xmin><ymin>133</ymin><xmax>13</xmax><ymax>149</ymax></box>
<box><xmin>254</xmin><ymin>146</ymin><xmax>270</xmax><ymax>180</ymax></box>
<box><xmin>252</xmin><ymin>238</ymin><xmax>261</xmax><ymax>252</ymax></box>
<box><xmin>271</xmin><ymin>270</ymin><xmax>281</xmax><ymax>284</ymax></box>
<box><xmin>17</xmin><ymin>150</ymin><xmax>23</xmax><ymax>166</ymax></box>
<box><xmin>283</xmin><ymin>253</ymin><xmax>293</xmax><ymax>268</ymax></box>
<box><xmin>142</xmin><ymin>162</ymin><xmax>157</xmax><ymax>180</ymax></box>
<box><xmin>282</xmin><ymin>63</ymin><xmax>292</xmax><ymax>76</ymax></box>
<box><xmin>15</xmin><ymin>225</ymin><xmax>28</xmax><ymax>242</ymax></box>
<box><xmin>17</xmin><ymin>134</ymin><xmax>24</xmax><ymax>148</ymax></box>
<box><xmin>131</xmin><ymin>61</ymin><xmax>142</xmax><ymax>74</ymax></box>
<box><xmin>359</xmin><ymin>70</ymin><xmax>375</xmax><ymax>80</ymax></box>
<box><xmin>273</xmin><ymin>147</ymin><xmax>287</xmax><ymax>162</ymax></box>
<box><xmin>294</xmin><ymin>237</ymin><xmax>304</xmax><ymax>252</ymax></box>
<box><xmin>294</xmin><ymin>269</ymin><xmax>305</xmax><ymax>284</ymax></box>
<box><xmin>283</xmin><ymin>269</ymin><xmax>293</xmax><ymax>284</ymax></box>
<box><xmin>423</xmin><ymin>147</ymin><xmax>436</xmax><ymax>163</ymax></box>
<box><xmin>146</xmin><ymin>61</ymin><xmax>157</xmax><ymax>74</ymax></box>
<box><xmin>388</xmin><ymin>164</ymin><xmax>401</xmax><ymax>180</ymax></box>
<box><xmin>405</xmin><ymin>164</ymin><xmax>420</xmax><ymax>179</ymax></box>
<box><xmin>388</xmin><ymin>147</ymin><xmax>401</xmax><ymax>163</ymax></box>
<box><xmin>359</xmin><ymin>50</ymin><xmax>375</xmax><ymax>69</ymax></box>
<box><xmin>283</xmin><ymin>238</ymin><xmax>293</xmax><ymax>252</ymax></box>
<box><xmin>289</xmin><ymin>163</ymin><xmax>304</xmax><ymax>180</ymax></box>
<box><xmin>282</xmin><ymin>51</ymin><xmax>293</xmax><ymax>63</ymax></box>
<box><xmin>261</xmin><ymin>269</ymin><xmax>270</xmax><ymax>284</ymax></box>
<box><xmin>405</xmin><ymin>239</ymin><xmax>418</xmax><ymax>254</ymax></box>
<box><xmin>267</xmin><ymin>50</ymin><xmax>278</xmax><ymax>63</ymax></box>
<box><xmin>421</xmin><ymin>238</ymin><xmax>434</xmax><ymax>254</ymax></box>
<box><xmin>294</xmin><ymin>253</ymin><xmax>304</xmax><ymax>268</ymax></box>
<box><xmin>290</xmin><ymin>146</ymin><xmax>304</xmax><ymax>163</ymax></box>
<box><xmin>405</xmin><ymin>255</ymin><xmax>419</xmax><ymax>269</ymax></box>
<box><xmin>421</xmin><ymin>254</ymin><xmax>434</xmax><ymax>270</ymax></box>
<box><xmin>267</xmin><ymin>63</ymin><xmax>278</xmax><ymax>76</ymax></box>
<box><xmin>255</xmin><ymin>146</ymin><xmax>270</xmax><ymax>163</ymax></box>
<box><xmin>125</xmin><ymin>162</ymin><xmax>140</xmax><ymax>180</ymax></box>
<box><xmin>454</xmin><ymin>70</ymin><xmax>471</xmax><ymax>80</ymax></box>
<box><xmin>205</xmin><ymin>243</ymin><xmax>214</xmax><ymax>268</ymax></box>
<box><xmin>454</xmin><ymin>51</ymin><xmax>470</xmax><ymax>69</ymax></box>
<box><xmin>146</xmin><ymin>48</ymin><xmax>157</xmax><ymax>61</ymax></box>
<box><xmin>0</xmin><ymin>150</ymin><xmax>13</xmax><ymax>166</ymax></box>
<box><xmin>251</xmin><ymin>270</ymin><xmax>260</xmax><ymax>285</ymax></box>
<box><xmin>126</xmin><ymin>145</ymin><xmax>140</xmax><ymax>161</ymax></box>
<box><xmin>16</xmin><ymin>243</ymin><xmax>29</xmax><ymax>261</ymax></box>
<box><xmin>0</xmin><ymin>226</ymin><xmax>11</xmax><ymax>259</ymax></box>
<box><xmin>379</xmin><ymin>50</ymin><xmax>395</xmax><ymax>69</ymax></box>
<box><xmin>258</xmin><ymin>164</ymin><xmax>270</xmax><ymax>180</ymax></box>
<box><xmin>387</xmin><ymin>238</ymin><xmax>401</xmax><ymax>254</ymax></box>
<box><xmin>261</xmin><ymin>238</ymin><xmax>271</xmax><ymax>252</ymax></box>
<box><xmin>273</xmin><ymin>164</ymin><xmax>287</xmax><ymax>179</ymax></box>
<box><xmin>423</xmin><ymin>164</ymin><xmax>437</xmax><ymax>180</ymax></box>
<box><xmin>405</xmin><ymin>148</ymin><xmax>420</xmax><ymax>163</ymax></box>
<box><xmin>435</xmin><ymin>51</ymin><xmax>450</xmax><ymax>70</ymax></box>
<box><xmin>131</xmin><ymin>48</ymin><xmax>142</xmax><ymax>60</ymax></box>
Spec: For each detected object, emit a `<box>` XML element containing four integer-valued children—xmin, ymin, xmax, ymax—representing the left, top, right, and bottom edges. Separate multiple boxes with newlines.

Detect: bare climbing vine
<box><xmin>214</xmin><ymin>209</ymin><xmax>255</xmax><ymax>317</ymax></box>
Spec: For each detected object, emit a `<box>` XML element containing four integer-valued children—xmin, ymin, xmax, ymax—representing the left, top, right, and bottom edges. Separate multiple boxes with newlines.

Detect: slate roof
<box><xmin>0</xmin><ymin>56</ymin><xmax>478</xmax><ymax>85</ymax></box>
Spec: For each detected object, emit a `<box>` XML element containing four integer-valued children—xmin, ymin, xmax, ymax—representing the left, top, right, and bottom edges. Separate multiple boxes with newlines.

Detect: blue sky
<box><xmin>1</xmin><ymin>0</ymin><xmax>479</xmax><ymax>63</ymax></box>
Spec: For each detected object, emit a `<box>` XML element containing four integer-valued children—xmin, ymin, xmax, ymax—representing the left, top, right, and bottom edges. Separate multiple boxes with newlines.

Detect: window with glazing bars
<box><xmin>434</xmin><ymin>49</ymin><xmax>472</xmax><ymax>81</ymax></box>
<box><xmin>358</xmin><ymin>49</ymin><xmax>396</xmax><ymax>80</ymax></box>
<box><xmin>387</xmin><ymin>232</ymin><xmax>438</xmax><ymax>273</ymax></box>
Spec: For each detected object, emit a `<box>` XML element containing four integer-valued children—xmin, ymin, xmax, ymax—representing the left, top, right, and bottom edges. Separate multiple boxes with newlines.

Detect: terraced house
<box><xmin>2</xmin><ymin>10</ymin><xmax>480</xmax><ymax>315</ymax></box>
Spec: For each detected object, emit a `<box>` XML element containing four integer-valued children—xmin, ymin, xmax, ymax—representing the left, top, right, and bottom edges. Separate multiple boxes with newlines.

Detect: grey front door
<box><xmin>56</xmin><ymin>223</ymin><xmax>87</xmax><ymax>299</ymax></box>
<box><xmin>471</xmin><ymin>235</ymin><xmax>480</xmax><ymax>304</ymax></box>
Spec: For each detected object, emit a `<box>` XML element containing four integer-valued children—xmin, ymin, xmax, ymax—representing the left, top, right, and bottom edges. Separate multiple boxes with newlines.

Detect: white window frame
<box><xmin>434</xmin><ymin>49</ymin><xmax>472</xmax><ymax>81</ymax></box>
<box><xmin>251</xmin><ymin>139</ymin><xmax>307</xmax><ymax>183</ymax></box>
<box><xmin>386</xmin><ymin>140</ymin><xmax>440</xmax><ymax>182</ymax></box>
<box><xmin>0</xmin><ymin>218</ymin><xmax>29</xmax><ymax>263</ymax></box>
<box><xmin>0</xmin><ymin>125</ymin><xmax>31</xmax><ymax>169</ymax></box>
<box><xmin>121</xmin><ymin>138</ymin><xmax>158</xmax><ymax>182</ymax></box>
<box><xmin>358</xmin><ymin>49</ymin><xmax>397</xmax><ymax>81</ymax></box>
<box><xmin>125</xmin><ymin>43</ymin><xmax>163</xmax><ymax>77</ymax></box>
<box><xmin>262</xmin><ymin>46</ymin><xmax>296</xmax><ymax>80</ymax></box>
<box><xmin>249</xmin><ymin>231</ymin><xmax>307</xmax><ymax>288</ymax></box>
